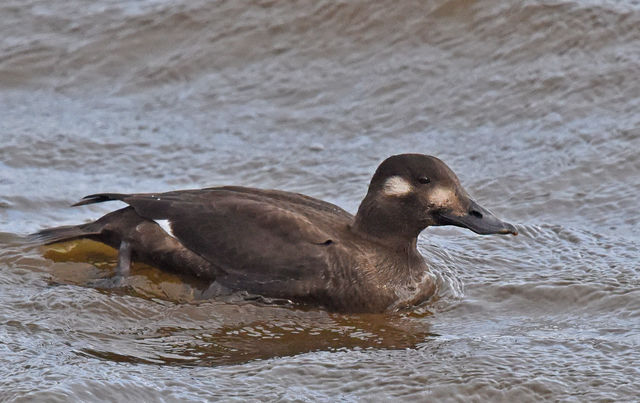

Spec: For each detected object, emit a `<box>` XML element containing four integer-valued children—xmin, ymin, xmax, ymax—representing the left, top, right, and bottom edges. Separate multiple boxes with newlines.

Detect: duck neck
<box><xmin>352</xmin><ymin>195</ymin><xmax>422</xmax><ymax>252</ymax></box>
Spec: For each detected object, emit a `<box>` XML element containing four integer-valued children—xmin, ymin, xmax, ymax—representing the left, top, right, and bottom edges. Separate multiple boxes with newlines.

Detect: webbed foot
<box><xmin>89</xmin><ymin>240</ymin><xmax>132</xmax><ymax>289</ymax></box>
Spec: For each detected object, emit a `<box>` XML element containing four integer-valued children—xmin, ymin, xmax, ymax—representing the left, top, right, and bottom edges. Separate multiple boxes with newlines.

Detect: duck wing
<box><xmin>74</xmin><ymin>187</ymin><xmax>353</xmax><ymax>296</ymax></box>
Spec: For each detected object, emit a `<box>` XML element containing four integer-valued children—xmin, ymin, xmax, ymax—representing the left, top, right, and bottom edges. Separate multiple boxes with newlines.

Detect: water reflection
<box><xmin>39</xmin><ymin>239</ymin><xmax>436</xmax><ymax>366</ymax></box>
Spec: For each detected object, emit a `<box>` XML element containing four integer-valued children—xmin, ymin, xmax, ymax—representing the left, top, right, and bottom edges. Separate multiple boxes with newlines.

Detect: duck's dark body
<box><xmin>33</xmin><ymin>154</ymin><xmax>515</xmax><ymax>313</ymax></box>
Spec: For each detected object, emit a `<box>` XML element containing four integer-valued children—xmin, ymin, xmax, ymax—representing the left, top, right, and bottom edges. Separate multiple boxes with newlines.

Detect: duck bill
<box><xmin>437</xmin><ymin>199</ymin><xmax>517</xmax><ymax>236</ymax></box>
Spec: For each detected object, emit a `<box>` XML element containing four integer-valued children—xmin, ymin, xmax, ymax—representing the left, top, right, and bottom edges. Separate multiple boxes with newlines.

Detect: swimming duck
<box><xmin>33</xmin><ymin>154</ymin><xmax>516</xmax><ymax>312</ymax></box>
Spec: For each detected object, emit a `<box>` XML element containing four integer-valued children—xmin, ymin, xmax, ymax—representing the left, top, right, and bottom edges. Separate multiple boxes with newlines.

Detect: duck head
<box><xmin>353</xmin><ymin>154</ymin><xmax>517</xmax><ymax>245</ymax></box>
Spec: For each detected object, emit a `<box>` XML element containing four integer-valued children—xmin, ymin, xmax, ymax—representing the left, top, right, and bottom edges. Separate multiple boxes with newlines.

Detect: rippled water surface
<box><xmin>1</xmin><ymin>0</ymin><xmax>639</xmax><ymax>401</ymax></box>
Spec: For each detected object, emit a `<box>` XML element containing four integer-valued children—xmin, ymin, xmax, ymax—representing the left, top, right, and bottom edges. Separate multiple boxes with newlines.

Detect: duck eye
<box><xmin>418</xmin><ymin>177</ymin><xmax>431</xmax><ymax>184</ymax></box>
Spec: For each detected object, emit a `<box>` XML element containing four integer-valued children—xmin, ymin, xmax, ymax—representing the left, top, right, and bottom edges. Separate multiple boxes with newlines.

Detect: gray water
<box><xmin>1</xmin><ymin>0</ymin><xmax>639</xmax><ymax>401</ymax></box>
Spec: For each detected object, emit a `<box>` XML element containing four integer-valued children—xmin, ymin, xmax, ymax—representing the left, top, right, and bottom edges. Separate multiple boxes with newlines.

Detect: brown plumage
<box><xmin>32</xmin><ymin>154</ymin><xmax>516</xmax><ymax>313</ymax></box>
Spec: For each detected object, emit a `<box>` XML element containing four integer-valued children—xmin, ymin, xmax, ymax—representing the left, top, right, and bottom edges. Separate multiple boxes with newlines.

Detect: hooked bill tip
<box><xmin>504</xmin><ymin>223</ymin><xmax>518</xmax><ymax>236</ymax></box>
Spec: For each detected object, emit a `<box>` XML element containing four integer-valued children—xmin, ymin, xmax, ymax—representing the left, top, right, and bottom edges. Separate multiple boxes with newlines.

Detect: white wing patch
<box><xmin>383</xmin><ymin>176</ymin><xmax>413</xmax><ymax>196</ymax></box>
<box><xmin>155</xmin><ymin>219</ymin><xmax>176</xmax><ymax>238</ymax></box>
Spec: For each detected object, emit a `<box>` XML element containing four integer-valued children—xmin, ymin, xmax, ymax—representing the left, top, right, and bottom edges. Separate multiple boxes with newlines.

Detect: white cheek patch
<box><xmin>155</xmin><ymin>219</ymin><xmax>176</xmax><ymax>239</ymax></box>
<box><xmin>429</xmin><ymin>187</ymin><xmax>456</xmax><ymax>207</ymax></box>
<box><xmin>383</xmin><ymin>176</ymin><xmax>413</xmax><ymax>196</ymax></box>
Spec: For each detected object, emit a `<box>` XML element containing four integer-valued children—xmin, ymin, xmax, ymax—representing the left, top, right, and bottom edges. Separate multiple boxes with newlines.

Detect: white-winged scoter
<box><xmin>33</xmin><ymin>154</ymin><xmax>516</xmax><ymax>312</ymax></box>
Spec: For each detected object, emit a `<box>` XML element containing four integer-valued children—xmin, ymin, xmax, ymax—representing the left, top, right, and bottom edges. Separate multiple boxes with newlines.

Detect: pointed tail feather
<box><xmin>28</xmin><ymin>224</ymin><xmax>100</xmax><ymax>245</ymax></box>
<box><xmin>72</xmin><ymin>193</ymin><xmax>128</xmax><ymax>207</ymax></box>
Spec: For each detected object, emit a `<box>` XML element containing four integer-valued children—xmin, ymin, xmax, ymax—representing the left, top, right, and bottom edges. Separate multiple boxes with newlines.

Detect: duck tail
<box><xmin>28</xmin><ymin>223</ymin><xmax>100</xmax><ymax>245</ymax></box>
<box><xmin>72</xmin><ymin>193</ymin><xmax>128</xmax><ymax>207</ymax></box>
<box><xmin>27</xmin><ymin>194</ymin><xmax>127</xmax><ymax>245</ymax></box>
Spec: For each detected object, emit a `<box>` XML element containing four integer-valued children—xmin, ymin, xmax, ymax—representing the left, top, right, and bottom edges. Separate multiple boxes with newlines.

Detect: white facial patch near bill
<box><xmin>383</xmin><ymin>176</ymin><xmax>413</xmax><ymax>197</ymax></box>
<box><xmin>155</xmin><ymin>219</ymin><xmax>176</xmax><ymax>239</ymax></box>
<box><xmin>429</xmin><ymin>186</ymin><xmax>456</xmax><ymax>207</ymax></box>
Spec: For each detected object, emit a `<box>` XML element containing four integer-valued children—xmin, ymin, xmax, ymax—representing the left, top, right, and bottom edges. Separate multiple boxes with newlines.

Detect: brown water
<box><xmin>1</xmin><ymin>0</ymin><xmax>640</xmax><ymax>401</ymax></box>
